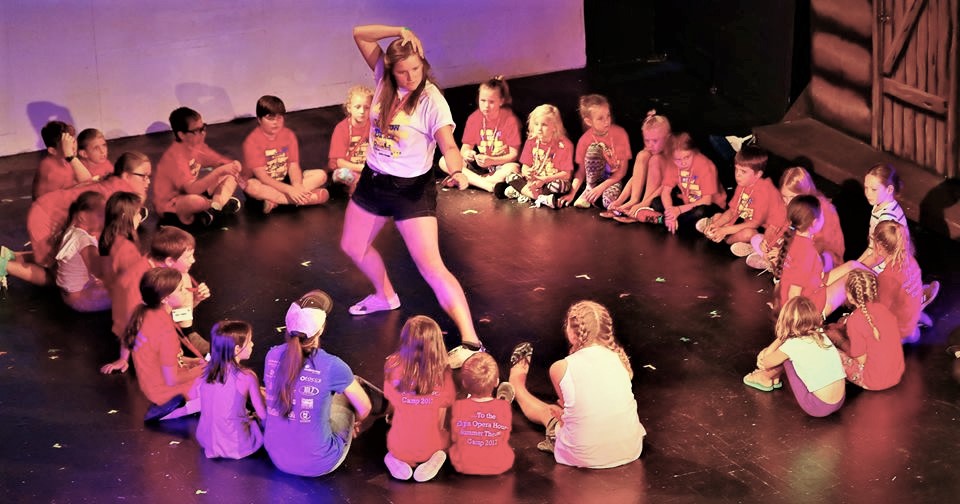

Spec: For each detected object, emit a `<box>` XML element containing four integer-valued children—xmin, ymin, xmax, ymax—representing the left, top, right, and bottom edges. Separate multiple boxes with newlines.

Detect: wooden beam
<box><xmin>882</xmin><ymin>0</ymin><xmax>928</xmax><ymax>75</ymax></box>
<box><xmin>882</xmin><ymin>77</ymin><xmax>949</xmax><ymax>115</ymax></box>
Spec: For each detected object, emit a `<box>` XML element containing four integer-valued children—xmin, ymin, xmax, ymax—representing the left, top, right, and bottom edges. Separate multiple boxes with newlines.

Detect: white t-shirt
<box><xmin>555</xmin><ymin>345</ymin><xmax>645</xmax><ymax>468</ymax></box>
<box><xmin>366</xmin><ymin>58</ymin><xmax>454</xmax><ymax>178</ymax></box>
<box><xmin>55</xmin><ymin>226</ymin><xmax>97</xmax><ymax>292</ymax></box>
<box><xmin>779</xmin><ymin>336</ymin><xmax>845</xmax><ymax>392</ymax></box>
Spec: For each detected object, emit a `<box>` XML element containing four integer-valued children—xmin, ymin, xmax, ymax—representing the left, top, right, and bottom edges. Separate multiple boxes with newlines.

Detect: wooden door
<box><xmin>872</xmin><ymin>0</ymin><xmax>959</xmax><ymax>178</ymax></box>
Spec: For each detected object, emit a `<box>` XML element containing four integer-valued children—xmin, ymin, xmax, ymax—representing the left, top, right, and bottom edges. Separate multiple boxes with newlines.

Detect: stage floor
<box><xmin>1</xmin><ymin>65</ymin><xmax>958</xmax><ymax>503</ymax></box>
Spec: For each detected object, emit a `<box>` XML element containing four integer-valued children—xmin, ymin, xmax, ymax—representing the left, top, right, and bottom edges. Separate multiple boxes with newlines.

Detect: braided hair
<box><xmin>845</xmin><ymin>269</ymin><xmax>881</xmax><ymax>340</ymax></box>
<box><xmin>564</xmin><ymin>300</ymin><xmax>633</xmax><ymax>379</ymax></box>
<box><xmin>773</xmin><ymin>194</ymin><xmax>821</xmax><ymax>279</ymax></box>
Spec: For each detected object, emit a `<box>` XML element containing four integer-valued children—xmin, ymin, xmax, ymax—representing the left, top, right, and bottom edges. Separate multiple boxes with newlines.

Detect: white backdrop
<box><xmin>0</xmin><ymin>0</ymin><xmax>585</xmax><ymax>156</ymax></box>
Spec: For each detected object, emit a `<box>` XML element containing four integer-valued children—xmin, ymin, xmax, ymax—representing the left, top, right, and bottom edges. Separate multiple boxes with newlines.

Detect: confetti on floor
<box><xmin>169</xmin><ymin>441</ymin><xmax>180</xmax><ymax>445</ymax></box>
<box><xmin>478</xmin><ymin>317</ymin><xmax>491</xmax><ymax>323</ymax></box>
<box><xmin>107</xmin><ymin>410</ymin><xmax>118</xmax><ymax>414</ymax></box>
<box><xmin>1</xmin><ymin>198</ymin><xmax>12</xmax><ymax>203</ymax></box>
<box><xmin>49</xmin><ymin>355</ymin><xmax>60</xmax><ymax>360</ymax></box>
<box><xmin>756</xmin><ymin>289</ymin><xmax>766</xmax><ymax>293</ymax></box>
<box><xmin>643</xmin><ymin>364</ymin><xmax>657</xmax><ymax>370</ymax></box>
<box><xmin>0</xmin><ymin>351</ymin><xmax>6</xmax><ymax>356</ymax></box>
<box><xmin>576</xmin><ymin>274</ymin><xmax>591</xmax><ymax>280</ymax></box>
<box><xmin>655</xmin><ymin>277</ymin><xmax>666</xmax><ymax>283</ymax></box>
<box><xmin>533</xmin><ymin>287</ymin><xmax>546</xmax><ymax>292</ymax></box>
<box><xmin>680</xmin><ymin>337</ymin><xmax>691</xmax><ymax>342</ymax></box>
<box><xmin>619</xmin><ymin>292</ymin><xmax>631</xmax><ymax>298</ymax></box>
<box><xmin>220</xmin><ymin>227</ymin><xmax>229</xmax><ymax>231</ymax></box>
<box><xmin>697</xmin><ymin>295</ymin><xmax>708</xmax><ymax>299</ymax></box>
<box><xmin>276</xmin><ymin>326</ymin><xmax>286</xmax><ymax>333</ymax></box>
<box><xmin>462</xmin><ymin>209</ymin><xmax>478</xmax><ymax>214</ymax></box>
<box><xmin>709</xmin><ymin>310</ymin><xmax>721</xmax><ymax>318</ymax></box>
<box><xmin>52</xmin><ymin>443</ymin><xmax>62</xmax><ymax>448</ymax></box>
<box><xmin>195</xmin><ymin>489</ymin><xmax>208</xmax><ymax>495</ymax></box>
<box><xmin>300</xmin><ymin>260</ymin><xmax>312</xmax><ymax>267</ymax></box>
<box><xmin>48</xmin><ymin>349</ymin><xmax>61</xmax><ymax>353</ymax></box>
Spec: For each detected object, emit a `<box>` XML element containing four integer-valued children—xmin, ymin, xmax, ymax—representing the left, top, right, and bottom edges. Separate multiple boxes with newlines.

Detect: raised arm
<box><xmin>353</xmin><ymin>25</ymin><xmax>422</xmax><ymax>71</ymax></box>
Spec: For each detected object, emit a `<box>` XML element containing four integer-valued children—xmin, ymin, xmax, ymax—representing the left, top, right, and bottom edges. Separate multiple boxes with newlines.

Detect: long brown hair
<box><xmin>773</xmin><ymin>195</ymin><xmax>821</xmax><ymax>279</ymax></box>
<box><xmin>274</xmin><ymin>290</ymin><xmax>332</xmax><ymax>417</ymax></box>
<box><xmin>565</xmin><ymin>300</ymin><xmax>633</xmax><ymax>379</ymax></box>
<box><xmin>205</xmin><ymin>320</ymin><xmax>253</xmax><ymax>384</ymax></box>
<box><xmin>99</xmin><ymin>191</ymin><xmax>142</xmax><ymax>256</ymax></box>
<box><xmin>124</xmin><ymin>267</ymin><xmax>182</xmax><ymax>349</ymax></box>
<box><xmin>374</xmin><ymin>39</ymin><xmax>436</xmax><ymax>133</ymax></box>
<box><xmin>385</xmin><ymin>315</ymin><xmax>449</xmax><ymax>395</ymax></box>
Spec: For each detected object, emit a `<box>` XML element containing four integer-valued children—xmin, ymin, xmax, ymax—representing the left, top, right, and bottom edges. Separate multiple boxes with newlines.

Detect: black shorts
<box><xmin>351</xmin><ymin>165</ymin><xmax>437</xmax><ymax>221</ymax></box>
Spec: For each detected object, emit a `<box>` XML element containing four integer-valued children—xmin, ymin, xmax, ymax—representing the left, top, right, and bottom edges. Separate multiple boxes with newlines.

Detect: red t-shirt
<box><xmin>877</xmin><ymin>257</ymin><xmax>923</xmax><ymax>338</ymax></box>
<box><xmin>33</xmin><ymin>155</ymin><xmax>77</xmax><ymax>200</ymax></box>
<box><xmin>153</xmin><ymin>142</ymin><xmax>231</xmax><ymax>214</ymax></box>
<box><xmin>846</xmin><ymin>303</ymin><xmax>904</xmax><ymax>390</ymax></box>
<box><xmin>384</xmin><ymin>367</ymin><xmax>456</xmax><ymax>465</ymax></box>
<box><xmin>661</xmin><ymin>152</ymin><xmax>722</xmax><ymax>206</ymax></box>
<box><xmin>779</xmin><ymin>235</ymin><xmax>827</xmax><ymax>311</ymax></box>
<box><xmin>28</xmin><ymin>177</ymin><xmax>135</xmax><ymax>268</ymax></box>
<box><xmin>729</xmin><ymin>177</ymin><xmax>786</xmax><ymax>232</ymax></box>
<box><xmin>242</xmin><ymin>126</ymin><xmax>300</xmax><ymax>181</ymax></box>
<box><xmin>103</xmin><ymin>237</ymin><xmax>150</xmax><ymax>337</ymax></box>
<box><xmin>462</xmin><ymin>109</ymin><xmax>522</xmax><ymax>157</ymax></box>
<box><xmin>574</xmin><ymin>125</ymin><xmax>632</xmax><ymax>168</ymax></box>
<box><xmin>814</xmin><ymin>196</ymin><xmax>845</xmax><ymax>263</ymax></box>
<box><xmin>519</xmin><ymin>136</ymin><xmax>574</xmax><ymax>178</ymax></box>
<box><xmin>131</xmin><ymin>308</ymin><xmax>204</xmax><ymax>404</ymax></box>
<box><xmin>449</xmin><ymin>398</ymin><xmax>514</xmax><ymax>475</ymax></box>
<box><xmin>83</xmin><ymin>159</ymin><xmax>114</xmax><ymax>180</ymax></box>
<box><xmin>327</xmin><ymin>117</ymin><xmax>370</xmax><ymax>170</ymax></box>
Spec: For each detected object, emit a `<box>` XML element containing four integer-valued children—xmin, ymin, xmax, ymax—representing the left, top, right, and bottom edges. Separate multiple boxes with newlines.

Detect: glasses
<box><xmin>186</xmin><ymin>124</ymin><xmax>207</xmax><ymax>135</ymax></box>
<box><xmin>129</xmin><ymin>171</ymin><xmax>150</xmax><ymax>179</ymax></box>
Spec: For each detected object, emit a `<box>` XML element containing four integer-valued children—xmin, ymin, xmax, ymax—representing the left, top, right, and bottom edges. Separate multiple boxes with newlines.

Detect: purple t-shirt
<box><xmin>263</xmin><ymin>346</ymin><xmax>354</xmax><ymax>476</ymax></box>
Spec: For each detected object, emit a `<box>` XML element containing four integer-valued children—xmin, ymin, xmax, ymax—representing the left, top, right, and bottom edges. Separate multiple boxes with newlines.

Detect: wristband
<box><xmin>65</xmin><ymin>155</ymin><xmax>76</xmax><ymax>162</ymax></box>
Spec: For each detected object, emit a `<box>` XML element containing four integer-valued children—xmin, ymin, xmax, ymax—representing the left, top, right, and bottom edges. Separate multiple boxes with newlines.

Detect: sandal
<box><xmin>509</xmin><ymin>342</ymin><xmax>534</xmax><ymax>368</ymax></box>
<box><xmin>743</xmin><ymin>371</ymin><xmax>777</xmax><ymax>392</ymax></box>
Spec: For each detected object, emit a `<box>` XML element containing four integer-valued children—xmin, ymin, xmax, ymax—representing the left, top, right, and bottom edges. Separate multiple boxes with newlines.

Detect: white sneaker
<box><xmin>495</xmin><ymin>382</ymin><xmax>516</xmax><ymax>403</ymax></box>
<box><xmin>746</xmin><ymin>253</ymin><xmax>771</xmax><ymax>271</ymax></box>
<box><xmin>921</xmin><ymin>281</ymin><xmax>940</xmax><ymax>310</ymax></box>
<box><xmin>730</xmin><ymin>242</ymin><xmax>754</xmax><ymax>257</ymax></box>
<box><xmin>348</xmin><ymin>294</ymin><xmax>400</xmax><ymax>315</ymax></box>
<box><xmin>573</xmin><ymin>196</ymin><xmax>591</xmax><ymax>209</ymax></box>
<box><xmin>413</xmin><ymin>450</ymin><xmax>446</xmax><ymax>482</ymax></box>
<box><xmin>695</xmin><ymin>217</ymin><xmax>710</xmax><ymax>234</ymax></box>
<box><xmin>384</xmin><ymin>452</ymin><xmax>413</xmax><ymax>480</ymax></box>
<box><xmin>447</xmin><ymin>342</ymin><xmax>485</xmax><ymax>369</ymax></box>
<box><xmin>724</xmin><ymin>134</ymin><xmax>754</xmax><ymax>152</ymax></box>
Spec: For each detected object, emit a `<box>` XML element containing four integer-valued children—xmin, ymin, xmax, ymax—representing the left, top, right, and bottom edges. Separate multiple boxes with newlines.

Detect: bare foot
<box><xmin>263</xmin><ymin>200</ymin><xmax>278</xmax><ymax>214</ymax></box>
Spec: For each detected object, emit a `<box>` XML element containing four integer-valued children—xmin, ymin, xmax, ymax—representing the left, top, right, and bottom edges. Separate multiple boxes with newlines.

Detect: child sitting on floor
<box><xmin>243</xmin><ymin>95</ymin><xmax>329</xmax><ymax>213</ymax></box>
<box><xmin>449</xmin><ymin>352</ymin><xmax>515</xmax><ymax>476</ymax></box>
<box><xmin>561</xmin><ymin>94</ymin><xmax>630</xmax><ymax>210</ymax></box>
<box><xmin>509</xmin><ymin>301</ymin><xmax>645</xmax><ymax>468</ymax></box>
<box><xmin>54</xmin><ymin>191</ymin><xmax>110</xmax><ymax>312</ymax></box>
<box><xmin>77</xmin><ymin>128</ymin><xmax>114</xmax><ymax>180</ymax></box>
<box><xmin>328</xmin><ymin>85</ymin><xmax>374</xmax><ymax>193</ymax></box>
<box><xmin>496</xmin><ymin>104</ymin><xmax>573</xmax><ymax>208</ymax></box>
<box><xmin>871</xmin><ymin>221</ymin><xmax>925</xmax><ymax>343</ymax></box>
<box><xmin>196</xmin><ymin>320</ymin><xmax>266</xmax><ymax>459</ymax></box>
<box><xmin>605</xmin><ymin>110</ymin><xmax>671</xmax><ymax>222</ymax></box>
<box><xmin>383</xmin><ymin>315</ymin><xmax>456</xmax><ymax>482</ymax></box>
<box><xmin>743</xmin><ymin>296</ymin><xmax>846</xmax><ymax>418</ymax></box>
<box><xmin>440</xmin><ymin>76</ymin><xmax>522</xmax><ymax>193</ymax></box>
<box><xmin>652</xmin><ymin>132</ymin><xmax>725</xmax><ymax>232</ymax></box>
<box><xmin>698</xmin><ymin>145</ymin><xmax>786</xmax><ymax>255</ymax></box>
<box><xmin>32</xmin><ymin>120</ymin><xmax>93</xmax><ymax>200</ymax></box>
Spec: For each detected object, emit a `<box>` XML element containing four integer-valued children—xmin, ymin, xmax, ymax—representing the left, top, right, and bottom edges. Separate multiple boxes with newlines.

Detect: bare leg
<box><xmin>508</xmin><ymin>358</ymin><xmax>559</xmax><ymax>427</ymax></box>
<box><xmin>210</xmin><ymin>174</ymin><xmax>239</xmax><ymax>208</ymax></box>
<box><xmin>340</xmin><ymin>201</ymin><xmax>396</xmax><ymax>301</ymax></box>
<box><xmin>5</xmin><ymin>260</ymin><xmax>52</xmax><ymax>286</ymax></box>
<box><xmin>171</xmin><ymin>194</ymin><xmax>212</xmax><ymax>224</ymax></box>
<box><xmin>244</xmin><ymin>179</ymin><xmax>288</xmax><ymax>206</ymax></box>
<box><xmin>395</xmin><ymin>216</ymin><xmax>479</xmax><ymax>345</ymax></box>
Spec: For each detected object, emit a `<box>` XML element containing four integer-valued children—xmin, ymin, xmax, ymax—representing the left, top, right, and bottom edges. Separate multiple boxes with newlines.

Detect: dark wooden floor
<box><xmin>1</xmin><ymin>65</ymin><xmax>958</xmax><ymax>503</ymax></box>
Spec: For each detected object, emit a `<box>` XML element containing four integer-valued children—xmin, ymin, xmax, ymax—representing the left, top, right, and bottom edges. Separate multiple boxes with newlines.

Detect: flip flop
<box><xmin>510</xmin><ymin>342</ymin><xmax>533</xmax><ymax>367</ymax></box>
<box><xmin>613</xmin><ymin>215</ymin><xmax>637</xmax><ymax>224</ymax></box>
<box><xmin>743</xmin><ymin>373</ymin><xmax>775</xmax><ymax>392</ymax></box>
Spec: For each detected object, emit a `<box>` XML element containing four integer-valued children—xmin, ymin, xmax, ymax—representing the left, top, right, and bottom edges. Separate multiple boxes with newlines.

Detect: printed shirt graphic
<box><xmin>574</xmin><ymin>125</ymin><xmax>632</xmax><ymax>170</ymax></box>
<box><xmin>328</xmin><ymin>118</ymin><xmax>370</xmax><ymax>170</ymax></box>
<box><xmin>365</xmin><ymin>58</ymin><xmax>454</xmax><ymax>178</ymax></box>
<box><xmin>520</xmin><ymin>137</ymin><xmax>573</xmax><ymax>178</ymax></box>
<box><xmin>384</xmin><ymin>369</ymin><xmax>456</xmax><ymax>464</ymax></box>
<box><xmin>243</xmin><ymin>127</ymin><xmax>300</xmax><ymax>181</ymax></box>
<box><xmin>462</xmin><ymin>109</ymin><xmax>522</xmax><ymax>158</ymax></box>
<box><xmin>449</xmin><ymin>398</ymin><xmax>514</xmax><ymax>474</ymax></box>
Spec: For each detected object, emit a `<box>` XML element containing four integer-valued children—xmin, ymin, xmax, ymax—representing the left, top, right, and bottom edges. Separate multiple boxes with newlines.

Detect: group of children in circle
<box><xmin>0</xmin><ymin>71</ymin><xmax>940</xmax><ymax>479</ymax></box>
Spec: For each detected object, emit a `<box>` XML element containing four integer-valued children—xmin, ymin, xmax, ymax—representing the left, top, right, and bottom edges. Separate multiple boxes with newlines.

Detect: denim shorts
<box><xmin>351</xmin><ymin>165</ymin><xmax>437</xmax><ymax>221</ymax></box>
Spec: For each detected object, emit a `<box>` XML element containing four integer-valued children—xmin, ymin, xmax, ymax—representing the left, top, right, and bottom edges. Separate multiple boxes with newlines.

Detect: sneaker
<box><xmin>495</xmin><ymin>382</ymin><xmax>516</xmax><ymax>403</ymax></box>
<box><xmin>413</xmin><ymin>450</ymin><xmax>446</xmax><ymax>482</ymax></box>
<box><xmin>503</xmin><ymin>186</ymin><xmax>520</xmax><ymax>199</ymax></box>
<box><xmin>384</xmin><ymin>452</ymin><xmax>413</xmax><ymax>481</ymax></box>
<box><xmin>634</xmin><ymin>208</ymin><xmax>663</xmax><ymax>224</ymax></box>
<box><xmin>493</xmin><ymin>182</ymin><xmax>510</xmax><ymax>199</ymax></box>
<box><xmin>724</xmin><ymin>134</ymin><xmax>754</xmax><ymax>152</ymax></box>
<box><xmin>144</xmin><ymin>395</ymin><xmax>185</xmax><ymax>423</ymax></box>
<box><xmin>730</xmin><ymin>242</ymin><xmax>755</xmax><ymax>257</ymax></box>
<box><xmin>516</xmin><ymin>195</ymin><xmax>531</xmax><ymax>204</ymax></box>
<box><xmin>311</xmin><ymin>188</ymin><xmax>330</xmax><ymax>204</ymax></box>
<box><xmin>505</xmin><ymin>172</ymin><xmax>522</xmax><ymax>184</ymax></box>
<box><xmin>947</xmin><ymin>345</ymin><xmax>960</xmax><ymax>359</ymax></box>
<box><xmin>746</xmin><ymin>253</ymin><xmax>771</xmax><ymax>271</ymax></box>
<box><xmin>901</xmin><ymin>327</ymin><xmax>922</xmax><ymax>344</ymax></box>
<box><xmin>197</xmin><ymin>210</ymin><xmax>215</xmax><ymax>227</ymax></box>
<box><xmin>536</xmin><ymin>437</ymin><xmax>556</xmax><ymax>453</ymax></box>
<box><xmin>534</xmin><ymin>194</ymin><xmax>556</xmax><ymax>209</ymax></box>
<box><xmin>448</xmin><ymin>341</ymin><xmax>486</xmax><ymax>369</ymax></box>
<box><xmin>334</xmin><ymin>168</ymin><xmax>357</xmax><ymax>185</ymax></box>
<box><xmin>921</xmin><ymin>281</ymin><xmax>940</xmax><ymax>309</ymax></box>
<box><xmin>573</xmin><ymin>196</ymin><xmax>591</xmax><ymax>209</ymax></box>
<box><xmin>0</xmin><ymin>245</ymin><xmax>14</xmax><ymax>292</ymax></box>
<box><xmin>695</xmin><ymin>217</ymin><xmax>710</xmax><ymax>234</ymax></box>
<box><xmin>221</xmin><ymin>197</ymin><xmax>242</xmax><ymax>214</ymax></box>
<box><xmin>918</xmin><ymin>311</ymin><xmax>933</xmax><ymax>328</ymax></box>
<box><xmin>348</xmin><ymin>294</ymin><xmax>401</xmax><ymax>315</ymax></box>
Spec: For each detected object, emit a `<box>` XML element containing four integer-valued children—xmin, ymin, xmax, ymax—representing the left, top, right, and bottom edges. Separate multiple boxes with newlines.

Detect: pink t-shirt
<box><xmin>846</xmin><ymin>303</ymin><xmax>904</xmax><ymax>390</ymax></box>
<box><xmin>729</xmin><ymin>177</ymin><xmax>787</xmax><ymax>232</ymax></box>
<box><xmin>242</xmin><ymin>126</ymin><xmax>300</xmax><ymax>181</ymax></box>
<box><xmin>877</xmin><ymin>257</ymin><xmax>923</xmax><ymax>338</ymax></box>
<box><xmin>33</xmin><ymin>156</ymin><xmax>77</xmax><ymax>200</ymax></box>
<box><xmin>131</xmin><ymin>308</ymin><xmax>204</xmax><ymax>405</ymax></box>
<box><xmin>449</xmin><ymin>398</ymin><xmax>514</xmax><ymax>475</ymax></box>
<box><xmin>779</xmin><ymin>234</ymin><xmax>827</xmax><ymax>312</ymax></box>
<box><xmin>662</xmin><ymin>152</ymin><xmax>722</xmax><ymax>206</ymax></box>
<box><xmin>327</xmin><ymin>117</ymin><xmax>371</xmax><ymax>170</ymax></box>
<box><xmin>102</xmin><ymin>237</ymin><xmax>150</xmax><ymax>337</ymax></box>
<box><xmin>462</xmin><ymin>109</ymin><xmax>522</xmax><ymax>157</ymax></box>
<box><xmin>384</xmin><ymin>367</ymin><xmax>456</xmax><ymax>465</ymax></box>
<box><xmin>83</xmin><ymin>159</ymin><xmax>115</xmax><ymax>180</ymax></box>
<box><xmin>520</xmin><ymin>136</ymin><xmax>574</xmax><ymax>178</ymax></box>
<box><xmin>574</xmin><ymin>125</ymin><xmax>632</xmax><ymax>168</ymax></box>
<box><xmin>153</xmin><ymin>142</ymin><xmax>230</xmax><ymax>214</ymax></box>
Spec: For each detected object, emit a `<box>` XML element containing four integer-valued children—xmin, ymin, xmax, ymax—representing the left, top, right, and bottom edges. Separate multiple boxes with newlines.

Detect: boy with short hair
<box><xmin>698</xmin><ymin>145</ymin><xmax>786</xmax><ymax>253</ymax></box>
<box><xmin>77</xmin><ymin>128</ymin><xmax>114</xmax><ymax>180</ymax></box>
<box><xmin>242</xmin><ymin>95</ymin><xmax>329</xmax><ymax>213</ymax></box>
<box><xmin>32</xmin><ymin>120</ymin><xmax>93</xmax><ymax>200</ymax></box>
<box><xmin>449</xmin><ymin>353</ymin><xmax>515</xmax><ymax>476</ymax></box>
<box><xmin>154</xmin><ymin>107</ymin><xmax>242</xmax><ymax>226</ymax></box>
<box><xmin>147</xmin><ymin>226</ymin><xmax>211</xmax><ymax>355</ymax></box>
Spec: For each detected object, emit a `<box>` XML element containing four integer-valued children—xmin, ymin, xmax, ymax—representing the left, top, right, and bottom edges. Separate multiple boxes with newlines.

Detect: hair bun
<box><xmin>646</xmin><ymin>109</ymin><xmax>657</xmax><ymax>118</ymax></box>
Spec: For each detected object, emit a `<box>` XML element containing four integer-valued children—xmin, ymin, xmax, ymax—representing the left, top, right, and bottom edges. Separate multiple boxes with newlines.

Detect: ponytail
<box><xmin>275</xmin><ymin>331</ymin><xmax>319</xmax><ymax>417</ymax></box>
<box><xmin>123</xmin><ymin>267</ymin><xmax>182</xmax><ymax>349</ymax></box>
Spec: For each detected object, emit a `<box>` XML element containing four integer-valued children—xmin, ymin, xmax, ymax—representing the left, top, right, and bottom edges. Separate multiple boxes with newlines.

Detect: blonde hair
<box><xmin>775</xmin><ymin>297</ymin><xmax>831</xmax><ymax>349</ymax></box>
<box><xmin>386</xmin><ymin>315</ymin><xmax>449</xmax><ymax>395</ymax></box>
<box><xmin>527</xmin><ymin>104</ymin><xmax>567</xmax><ymax>142</ymax></box>
<box><xmin>565</xmin><ymin>301</ymin><xmax>633</xmax><ymax>379</ymax></box>
<box><xmin>641</xmin><ymin>109</ymin><xmax>670</xmax><ymax>133</ymax></box>
<box><xmin>872</xmin><ymin>220</ymin><xmax>914</xmax><ymax>268</ymax></box>
<box><xmin>846</xmin><ymin>269</ymin><xmax>881</xmax><ymax>340</ymax></box>
<box><xmin>460</xmin><ymin>352</ymin><xmax>499</xmax><ymax>397</ymax></box>
<box><xmin>578</xmin><ymin>94</ymin><xmax>609</xmax><ymax>123</ymax></box>
<box><xmin>780</xmin><ymin>167</ymin><xmax>818</xmax><ymax>196</ymax></box>
<box><xmin>343</xmin><ymin>85</ymin><xmax>373</xmax><ymax>115</ymax></box>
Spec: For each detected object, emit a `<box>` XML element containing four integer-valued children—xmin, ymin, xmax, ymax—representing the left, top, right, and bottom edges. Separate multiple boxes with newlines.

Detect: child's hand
<box><xmin>442</xmin><ymin>171</ymin><xmax>468</xmax><ymax>190</ymax></box>
<box><xmin>61</xmin><ymin>132</ymin><xmax>77</xmax><ymax>158</ymax></box>
<box><xmin>463</xmin><ymin>150</ymin><xmax>476</xmax><ymax>163</ymax></box>
<box><xmin>100</xmin><ymin>358</ymin><xmax>129</xmax><ymax>374</ymax></box>
<box><xmin>475</xmin><ymin>153</ymin><xmax>490</xmax><ymax>168</ymax></box>
<box><xmin>663</xmin><ymin>206</ymin><xmax>680</xmax><ymax>221</ymax></box>
<box><xmin>286</xmin><ymin>185</ymin><xmax>314</xmax><ymax>205</ymax></box>
<box><xmin>193</xmin><ymin>282</ymin><xmax>211</xmax><ymax>303</ymax></box>
<box><xmin>548</xmin><ymin>403</ymin><xmax>564</xmax><ymax>425</ymax></box>
<box><xmin>583</xmin><ymin>187</ymin><xmax>602</xmax><ymax>204</ymax></box>
<box><xmin>558</xmin><ymin>192</ymin><xmax>577</xmax><ymax>206</ymax></box>
<box><xmin>665</xmin><ymin>214</ymin><xmax>679</xmax><ymax>234</ymax></box>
